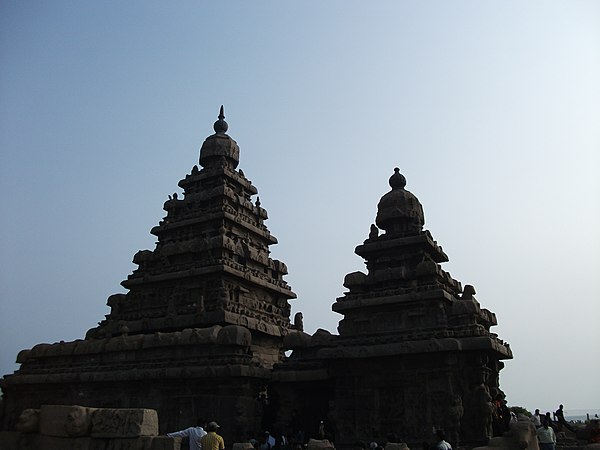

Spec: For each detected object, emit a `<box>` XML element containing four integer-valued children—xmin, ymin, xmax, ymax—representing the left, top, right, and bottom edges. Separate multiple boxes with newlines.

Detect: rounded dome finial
<box><xmin>200</xmin><ymin>105</ymin><xmax>239</xmax><ymax>169</ymax></box>
<box><xmin>376</xmin><ymin>166</ymin><xmax>424</xmax><ymax>234</ymax></box>
<box><xmin>213</xmin><ymin>105</ymin><xmax>228</xmax><ymax>134</ymax></box>
<box><xmin>389</xmin><ymin>167</ymin><xmax>407</xmax><ymax>189</ymax></box>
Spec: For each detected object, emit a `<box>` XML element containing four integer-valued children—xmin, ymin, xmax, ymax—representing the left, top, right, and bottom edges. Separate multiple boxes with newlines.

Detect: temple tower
<box><xmin>334</xmin><ymin>167</ymin><xmax>486</xmax><ymax>339</ymax></box>
<box><xmin>274</xmin><ymin>168</ymin><xmax>512</xmax><ymax>448</ymax></box>
<box><xmin>87</xmin><ymin>106</ymin><xmax>296</xmax><ymax>367</ymax></box>
<box><xmin>1</xmin><ymin>108</ymin><xmax>296</xmax><ymax>441</ymax></box>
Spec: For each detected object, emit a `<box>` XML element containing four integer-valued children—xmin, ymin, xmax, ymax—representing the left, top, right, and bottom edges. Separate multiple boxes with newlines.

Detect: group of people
<box><xmin>167</xmin><ymin>403</ymin><xmax>588</xmax><ymax>450</ymax></box>
<box><xmin>491</xmin><ymin>396</ymin><xmax>587</xmax><ymax>450</ymax></box>
<box><xmin>353</xmin><ymin>430</ymin><xmax>451</xmax><ymax>450</ymax></box>
<box><xmin>529</xmin><ymin>404</ymin><xmax>579</xmax><ymax>450</ymax></box>
<box><xmin>254</xmin><ymin>429</ymin><xmax>292</xmax><ymax>450</ymax></box>
<box><xmin>166</xmin><ymin>418</ymin><xmax>225</xmax><ymax>450</ymax></box>
<box><xmin>530</xmin><ymin>404</ymin><xmax>576</xmax><ymax>433</ymax></box>
<box><xmin>167</xmin><ymin>421</ymin><xmax>294</xmax><ymax>450</ymax></box>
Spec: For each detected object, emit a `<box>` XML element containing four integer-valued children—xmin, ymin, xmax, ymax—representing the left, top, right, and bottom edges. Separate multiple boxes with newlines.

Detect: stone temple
<box><xmin>0</xmin><ymin>108</ymin><xmax>512</xmax><ymax>448</ymax></box>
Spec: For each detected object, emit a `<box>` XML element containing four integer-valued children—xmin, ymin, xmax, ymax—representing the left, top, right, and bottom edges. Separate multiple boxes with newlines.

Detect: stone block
<box><xmin>16</xmin><ymin>433</ymin><xmax>41</xmax><ymax>450</ymax></box>
<box><xmin>39</xmin><ymin>435</ymin><xmax>92</xmax><ymax>450</ymax></box>
<box><xmin>89</xmin><ymin>438</ymin><xmax>109</xmax><ymax>450</ymax></box>
<box><xmin>217</xmin><ymin>325</ymin><xmax>252</xmax><ymax>346</ymax></box>
<box><xmin>40</xmin><ymin>404</ymin><xmax>95</xmax><ymax>437</ymax></box>
<box><xmin>91</xmin><ymin>409</ymin><xmax>158</xmax><ymax>438</ymax></box>
<box><xmin>90</xmin><ymin>436</ymin><xmax>180</xmax><ymax>450</ymax></box>
<box><xmin>0</xmin><ymin>431</ymin><xmax>19</xmax><ymax>450</ymax></box>
<box><xmin>151</xmin><ymin>436</ymin><xmax>182</xmax><ymax>450</ymax></box>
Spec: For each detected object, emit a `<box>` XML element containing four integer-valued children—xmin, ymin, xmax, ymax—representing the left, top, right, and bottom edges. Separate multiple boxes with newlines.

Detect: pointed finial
<box><xmin>213</xmin><ymin>105</ymin><xmax>228</xmax><ymax>134</ymax></box>
<box><xmin>389</xmin><ymin>167</ymin><xmax>407</xmax><ymax>189</ymax></box>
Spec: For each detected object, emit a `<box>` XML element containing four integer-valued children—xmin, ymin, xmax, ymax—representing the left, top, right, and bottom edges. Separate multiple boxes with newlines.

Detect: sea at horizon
<box><xmin>564</xmin><ymin>409</ymin><xmax>600</xmax><ymax>422</ymax></box>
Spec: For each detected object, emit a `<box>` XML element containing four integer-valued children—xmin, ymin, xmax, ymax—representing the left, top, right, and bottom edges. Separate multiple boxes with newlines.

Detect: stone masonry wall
<box><xmin>0</xmin><ymin>405</ymin><xmax>180</xmax><ymax>450</ymax></box>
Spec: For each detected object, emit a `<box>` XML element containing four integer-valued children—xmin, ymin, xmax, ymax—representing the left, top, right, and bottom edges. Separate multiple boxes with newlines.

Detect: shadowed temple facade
<box><xmin>1</xmin><ymin>108</ymin><xmax>512</xmax><ymax>448</ymax></box>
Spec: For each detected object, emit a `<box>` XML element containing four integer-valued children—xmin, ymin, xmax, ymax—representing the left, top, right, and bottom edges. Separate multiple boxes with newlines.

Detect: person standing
<box><xmin>537</xmin><ymin>420</ymin><xmax>556</xmax><ymax>450</ymax></box>
<box><xmin>264</xmin><ymin>431</ymin><xmax>276</xmax><ymax>447</ymax></box>
<box><xmin>274</xmin><ymin>429</ymin><xmax>289</xmax><ymax>450</ymax></box>
<box><xmin>554</xmin><ymin>404</ymin><xmax>576</xmax><ymax>433</ymax></box>
<box><xmin>201</xmin><ymin>421</ymin><xmax>225</xmax><ymax>450</ymax></box>
<box><xmin>434</xmin><ymin>430</ymin><xmax>452</xmax><ymax>450</ymax></box>
<box><xmin>544</xmin><ymin>412</ymin><xmax>557</xmax><ymax>431</ymax></box>
<box><xmin>531</xmin><ymin>409</ymin><xmax>542</xmax><ymax>428</ymax></box>
<box><xmin>167</xmin><ymin>418</ymin><xmax>207</xmax><ymax>450</ymax></box>
<box><xmin>492</xmin><ymin>394</ymin><xmax>506</xmax><ymax>436</ymax></box>
<box><xmin>260</xmin><ymin>431</ymin><xmax>277</xmax><ymax>450</ymax></box>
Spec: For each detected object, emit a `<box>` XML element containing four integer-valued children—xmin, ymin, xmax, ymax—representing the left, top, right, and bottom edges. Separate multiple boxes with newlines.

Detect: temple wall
<box><xmin>1</xmin><ymin>374</ymin><xmax>271</xmax><ymax>444</ymax></box>
<box><xmin>272</xmin><ymin>348</ymin><xmax>504</xmax><ymax>449</ymax></box>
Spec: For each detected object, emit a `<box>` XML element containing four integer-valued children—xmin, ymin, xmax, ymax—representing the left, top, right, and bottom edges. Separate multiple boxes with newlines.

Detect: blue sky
<box><xmin>1</xmin><ymin>1</ymin><xmax>599</xmax><ymax>413</ymax></box>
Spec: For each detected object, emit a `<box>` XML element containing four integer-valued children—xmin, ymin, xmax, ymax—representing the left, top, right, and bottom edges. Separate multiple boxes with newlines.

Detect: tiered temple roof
<box><xmin>332</xmin><ymin>167</ymin><xmax>502</xmax><ymax>345</ymax></box>
<box><xmin>87</xmin><ymin>107</ymin><xmax>296</xmax><ymax>352</ymax></box>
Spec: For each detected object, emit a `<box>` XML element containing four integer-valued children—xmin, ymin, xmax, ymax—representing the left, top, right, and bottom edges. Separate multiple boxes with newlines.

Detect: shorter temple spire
<box><xmin>213</xmin><ymin>105</ymin><xmax>228</xmax><ymax>134</ymax></box>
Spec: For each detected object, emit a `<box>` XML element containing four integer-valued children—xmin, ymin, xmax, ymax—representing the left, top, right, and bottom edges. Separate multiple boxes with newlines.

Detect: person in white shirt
<box><xmin>167</xmin><ymin>418</ymin><xmax>207</xmax><ymax>450</ymax></box>
<box><xmin>435</xmin><ymin>430</ymin><xmax>452</xmax><ymax>450</ymax></box>
<box><xmin>536</xmin><ymin>420</ymin><xmax>556</xmax><ymax>450</ymax></box>
<box><xmin>531</xmin><ymin>409</ymin><xmax>542</xmax><ymax>428</ymax></box>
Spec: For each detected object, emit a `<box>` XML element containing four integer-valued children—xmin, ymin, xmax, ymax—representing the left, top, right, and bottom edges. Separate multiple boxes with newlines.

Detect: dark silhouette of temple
<box><xmin>0</xmin><ymin>108</ymin><xmax>512</xmax><ymax>448</ymax></box>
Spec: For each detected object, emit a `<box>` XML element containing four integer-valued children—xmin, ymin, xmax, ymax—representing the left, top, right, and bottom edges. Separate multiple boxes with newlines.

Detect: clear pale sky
<box><xmin>1</xmin><ymin>1</ymin><xmax>599</xmax><ymax>414</ymax></box>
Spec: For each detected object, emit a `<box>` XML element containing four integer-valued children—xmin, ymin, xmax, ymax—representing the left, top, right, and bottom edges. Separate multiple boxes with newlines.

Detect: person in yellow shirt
<box><xmin>201</xmin><ymin>421</ymin><xmax>225</xmax><ymax>450</ymax></box>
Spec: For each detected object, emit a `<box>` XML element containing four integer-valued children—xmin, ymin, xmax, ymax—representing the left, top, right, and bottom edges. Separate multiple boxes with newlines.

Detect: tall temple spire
<box><xmin>213</xmin><ymin>105</ymin><xmax>228</xmax><ymax>134</ymax></box>
<box><xmin>83</xmin><ymin>108</ymin><xmax>295</xmax><ymax>343</ymax></box>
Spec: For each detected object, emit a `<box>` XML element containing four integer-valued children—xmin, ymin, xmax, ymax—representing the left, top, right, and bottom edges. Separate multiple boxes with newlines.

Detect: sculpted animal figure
<box><xmin>473</xmin><ymin>417</ymin><xmax>539</xmax><ymax>450</ymax></box>
<box><xmin>292</xmin><ymin>312</ymin><xmax>304</xmax><ymax>331</ymax></box>
<box><xmin>65</xmin><ymin>405</ymin><xmax>94</xmax><ymax>437</ymax></box>
<box><xmin>15</xmin><ymin>409</ymin><xmax>40</xmax><ymax>433</ymax></box>
<box><xmin>461</xmin><ymin>284</ymin><xmax>476</xmax><ymax>300</ymax></box>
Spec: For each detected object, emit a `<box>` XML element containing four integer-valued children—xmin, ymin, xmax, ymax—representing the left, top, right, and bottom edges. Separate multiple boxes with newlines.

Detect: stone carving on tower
<box><xmin>86</xmin><ymin>106</ymin><xmax>296</xmax><ymax>365</ymax></box>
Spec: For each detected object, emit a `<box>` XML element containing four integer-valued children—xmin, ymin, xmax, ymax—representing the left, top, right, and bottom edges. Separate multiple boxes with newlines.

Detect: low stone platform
<box><xmin>0</xmin><ymin>405</ymin><xmax>179</xmax><ymax>450</ymax></box>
